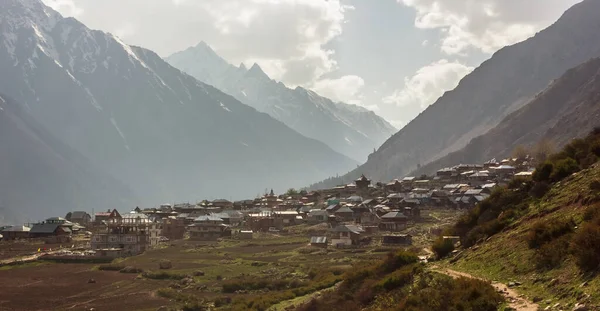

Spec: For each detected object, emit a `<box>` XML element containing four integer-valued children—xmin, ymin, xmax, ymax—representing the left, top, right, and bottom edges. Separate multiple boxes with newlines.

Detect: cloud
<box><xmin>43</xmin><ymin>0</ymin><xmax>352</xmax><ymax>87</ymax></box>
<box><xmin>311</xmin><ymin>75</ymin><xmax>366</xmax><ymax>106</ymax></box>
<box><xmin>383</xmin><ymin>59</ymin><xmax>474</xmax><ymax>109</ymax></box>
<box><xmin>41</xmin><ymin>0</ymin><xmax>83</xmax><ymax>17</ymax></box>
<box><xmin>401</xmin><ymin>0</ymin><xmax>582</xmax><ymax>55</ymax></box>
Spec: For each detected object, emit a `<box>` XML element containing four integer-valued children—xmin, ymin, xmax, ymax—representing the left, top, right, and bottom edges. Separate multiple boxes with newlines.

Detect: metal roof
<box><xmin>331</xmin><ymin>224</ymin><xmax>364</xmax><ymax>234</ymax></box>
<box><xmin>311</xmin><ymin>236</ymin><xmax>327</xmax><ymax>244</ymax></box>
<box><xmin>381</xmin><ymin>212</ymin><xmax>408</xmax><ymax>219</ymax></box>
<box><xmin>122</xmin><ymin>212</ymin><xmax>149</xmax><ymax>219</ymax></box>
<box><xmin>1</xmin><ymin>225</ymin><xmax>31</xmax><ymax>232</ymax></box>
<box><xmin>194</xmin><ymin>215</ymin><xmax>224</xmax><ymax>222</ymax></box>
<box><xmin>335</xmin><ymin>206</ymin><xmax>354</xmax><ymax>214</ymax></box>
<box><xmin>30</xmin><ymin>223</ymin><xmax>60</xmax><ymax>234</ymax></box>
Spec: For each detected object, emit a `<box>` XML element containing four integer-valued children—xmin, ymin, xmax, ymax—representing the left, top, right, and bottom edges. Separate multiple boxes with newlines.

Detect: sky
<box><xmin>42</xmin><ymin>0</ymin><xmax>582</xmax><ymax>129</ymax></box>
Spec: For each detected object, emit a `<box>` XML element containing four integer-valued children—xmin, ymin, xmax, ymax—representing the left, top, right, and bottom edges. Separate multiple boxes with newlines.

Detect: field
<box><xmin>0</xmin><ymin>232</ymin><xmax>417</xmax><ymax>311</ymax></box>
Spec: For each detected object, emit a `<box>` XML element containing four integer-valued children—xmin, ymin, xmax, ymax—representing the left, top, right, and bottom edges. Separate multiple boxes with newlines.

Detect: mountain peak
<box><xmin>239</xmin><ymin>62</ymin><xmax>248</xmax><ymax>72</ymax></box>
<box><xmin>246</xmin><ymin>63</ymin><xmax>270</xmax><ymax>80</ymax></box>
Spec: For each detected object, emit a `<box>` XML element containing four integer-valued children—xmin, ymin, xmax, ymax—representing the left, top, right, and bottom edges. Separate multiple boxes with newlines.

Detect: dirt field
<box><xmin>0</xmin><ymin>263</ymin><xmax>169</xmax><ymax>311</ymax></box>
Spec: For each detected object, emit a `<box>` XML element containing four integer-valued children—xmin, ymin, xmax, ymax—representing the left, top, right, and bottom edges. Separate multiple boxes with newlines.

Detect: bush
<box><xmin>590</xmin><ymin>180</ymin><xmax>600</xmax><ymax>191</ymax></box>
<box><xmin>120</xmin><ymin>266</ymin><xmax>143</xmax><ymax>273</ymax></box>
<box><xmin>143</xmin><ymin>271</ymin><xmax>186</xmax><ymax>280</ymax></box>
<box><xmin>530</xmin><ymin>181</ymin><xmax>550</xmax><ymax>198</ymax></box>
<box><xmin>98</xmin><ymin>264</ymin><xmax>125</xmax><ymax>271</ymax></box>
<box><xmin>432</xmin><ymin>237</ymin><xmax>454</xmax><ymax>258</ymax></box>
<box><xmin>571</xmin><ymin>222</ymin><xmax>600</xmax><ymax>272</ymax></box>
<box><xmin>533</xmin><ymin>235</ymin><xmax>571</xmax><ymax>270</ymax></box>
<box><xmin>377</xmin><ymin>251</ymin><xmax>419</xmax><ymax>274</ymax></box>
<box><xmin>159</xmin><ymin>259</ymin><xmax>173</xmax><ymax>269</ymax></box>
<box><xmin>550</xmin><ymin>158</ymin><xmax>580</xmax><ymax>182</ymax></box>
<box><xmin>527</xmin><ymin>218</ymin><xmax>575</xmax><ymax>249</ymax></box>
<box><xmin>222</xmin><ymin>278</ymin><xmax>304</xmax><ymax>293</ymax></box>
<box><xmin>533</xmin><ymin>162</ymin><xmax>553</xmax><ymax>182</ymax></box>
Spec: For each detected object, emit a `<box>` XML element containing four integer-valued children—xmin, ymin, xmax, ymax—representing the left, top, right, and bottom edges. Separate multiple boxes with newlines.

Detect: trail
<box><xmin>432</xmin><ymin>267</ymin><xmax>538</xmax><ymax>311</ymax></box>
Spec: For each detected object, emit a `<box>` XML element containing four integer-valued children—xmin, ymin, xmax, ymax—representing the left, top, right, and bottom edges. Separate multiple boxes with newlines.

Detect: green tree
<box><xmin>285</xmin><ymin>188</ymin><xmax>299</xmax><ymax>196</ymax></box>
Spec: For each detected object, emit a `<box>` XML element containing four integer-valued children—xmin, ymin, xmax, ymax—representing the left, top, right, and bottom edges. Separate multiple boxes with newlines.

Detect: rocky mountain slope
<box><xmin>412</xmin><ymin>57</ymin><xmax>600</xmax><ymax>176</ymax></box>
<box><xmin>0</xmin><ymin>93</ymin><xmax>134</xmax><ymax>224</ymax></box>
<box><xmin>167</xmin><ymin>42</ymin><xmax>396</xmax><ymax>162</ymax></box>
<box><xmin>0</xmin><ymin>0</ymin><xmax>357</xmax><ymax>213</ymax></box>
<box><xmin>311</xmin><ymin>0</ymin><xmax>600</xmax><ymax>188</ymax></box>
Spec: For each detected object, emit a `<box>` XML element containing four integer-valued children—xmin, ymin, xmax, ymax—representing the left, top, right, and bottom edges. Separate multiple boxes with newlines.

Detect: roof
<box><xmin>381</xmin><ymin>212</ymin><xmax>408</xmax><ymax>219</ymax></box>
<box><xmin>495</xmin><ymin>165</ymin><xmax>516</xmax><ymax>170</ymax></box>
<box><xmin>464</xmin><ymin>189</ymin><xmax>484</xmax><ymax>195</ymax></box>
<box><xmin>346</xmin><ymin>195</ymin><xmax>363</xmax><ymax>201</ymax></box>
<box><xmin>70</xmin><ymin>211</ymin><xmax>90</xmax><ymax>219</ymax></box>
<box><xmin>122</xmin><ymin>212</ymin><xmax>149</xmax><ymax>219</ymax></box>
<box><xmin>194</xmin><ymin>215</ymin><xmax>224</xmax><ymax>222</ymax></box>
<box><xmin>212</xmin><ymin>199</ymin><xmax>232</xmax><ymax>204</ymax></box>
<box><xmin>402</xmin><ymin>176</ymin><xmax>416</xmax><ymax>181</ymax></box>
<box><xmin>331</xmin><ymin>224</ymin><xmax>364</xmax><ymax>234</ymax></box>
<box><xmin>325</xmin><ymin>204</ymin><xmax>339</xmax><ymax>211</ymax></box>
<box><xmin>30</xmin><ymin>223</ymin><xmax>60</xmax><ymax>234</ymax></box>
<box><xmin>481</xmin><ymin>183</ymin><xmax>497</xmax><ymax>188</ymax></box>
<box><xmin>274</xmin><ymin>211</ymin><xmax>299</xmax><ymax>215</ymax></box>
<box><xmin>311</xmin><ymin>236</ymin><xmax>327</xmax><ymax>244</ymax></box>
<box><xmin>335</xmin><ymin>206</ymin><xmax>354</xmax><ymax>214</ymax></box>
<box><xmin>515</xmin><ymin>171</ymin><xmax>533</xmax><ymax>176</ymax></box>
<box><xmin>1</xmin><ymin>225</ymin><xmax>31</xmax><ymax>232</ymax></box>
<box><xmin>387</xmin><ymin>193</ymin><xmax>403</xmax><ymax>199</ymax></box>
<box><xmin>46</xmin><ymin>217</ymin><xmax>66</xmax><ymax>222</ymax></box>
<box><xmin>309</xmin><ymin>210</ymin><xmax>328</xmax><ymax>216</ymax></box>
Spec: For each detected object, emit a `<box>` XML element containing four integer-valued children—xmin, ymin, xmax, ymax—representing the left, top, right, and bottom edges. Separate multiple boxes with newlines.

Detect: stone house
<box><xmin>188</xmin><ymin>215</ymin><xmax>231</xmax><ymax>241</ymax></box>
<box><xmin>330</xmin><ymin>224</ymin><xmax>364</xmax><ymax>246</ymax></box>
<box><xmin>91</xmin><ymin>211</ymin><xmax>161</xmax><ymax>256</ymax></box>
<box><xmin>378</xmin><ymin>212</ymin><xmax>409</xmax><ymax>232</ymax></box>
<box><xmin>66</xmin><ymin>211</ymin><xmax>92</xmax><ymax>226</ymax></box>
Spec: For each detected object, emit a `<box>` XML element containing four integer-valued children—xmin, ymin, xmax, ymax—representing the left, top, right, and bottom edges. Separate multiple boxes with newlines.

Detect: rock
<box><xmin>514</xmin><ymin>281</ymin><xmax>522</xmax><ymax>286</ymax></box>
<box><xmin>533</xmin><ymin>297</ymin><xmax>543</xmax><ymax>303</ymax></box>
<box><xmin>159</xmin><ymin>260</ymin><xmax>172</xmax><ymax>270</ymax></box>
<box><xmin>120</xmin><ymin>266</ymin><xmax>143</xmax><ymax>274</ymax></box>
<box><xmin>508</xmin><ymin>282</ymin><xmax>516</xmax><ymax>287</ymax></box>
<box><xmin>549</xmin><ymin>279</ymin><xmax>559</xmax><ymax>286</ymax></box>
<box><xmin>193</xmin><ymin>270</ymin><xmax>205</xmax><ymax>277</ymax></box>
<box><xmin>580</xmin><ymin>281</ymin><xmax>588</xmax><ymax>288</ymax></box>
<box><xmin>573</xmin><ymin>303</ymin><xmax>588</xmax><ymax>311</ymax></box>
<box><xmin>87</xmin><ymin>278</ymin><xmax>96</xmax><ymax>284</ymax></box>
<box><xmin>553</xmin><ymin>303</ymin><xmax>561</xmax><ymax>309</ymax></box>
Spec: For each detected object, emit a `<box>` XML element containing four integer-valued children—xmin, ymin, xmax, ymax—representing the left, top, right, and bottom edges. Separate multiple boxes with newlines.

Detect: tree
<box><xmin>533</xmin><ymin>139</ymin><xmax>555</xmax><ymax>164</ymax></box>
<box><xmin>285</xmin><ymin>188</ymin><xmax>299</xmax><ymax>196</ymax></box>
<box><xmin>432</xmin><ymin>237</ymin><xmax>455</xmax><ymax>258</ymax></box>
<box><xmin>511</xmin><ymin>145</ymin><xmax>529</xmax><ymax>161</ymax></box>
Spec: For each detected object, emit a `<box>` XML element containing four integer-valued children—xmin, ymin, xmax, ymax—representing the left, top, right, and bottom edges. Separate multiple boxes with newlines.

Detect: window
<box><xmin>109</xmin><ymin>236</ymin><xmax>118</xmax><ymax>243</ymax></box>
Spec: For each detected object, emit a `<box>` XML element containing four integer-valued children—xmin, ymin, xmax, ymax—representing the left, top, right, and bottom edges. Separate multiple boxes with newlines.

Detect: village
<box><xmin>0</xmin><ymin>156</ymin><xmax>534</xmax><ymax>262</ymax></box>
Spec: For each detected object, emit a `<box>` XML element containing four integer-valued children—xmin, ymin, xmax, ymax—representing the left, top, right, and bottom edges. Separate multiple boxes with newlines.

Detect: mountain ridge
<box><xmin>166</xmin><ymin>42</ymin><xmax>396</xmax><ymax>162</ymax></box>
<box><xmin>310</xmin><ymin>0</ymin><xmax>600</xmax><ymax>189</ymax></box>
<box><xmin>0</xmin><ymin>0</ymin><xmax>358</xmax><ymax>216</ymax></box>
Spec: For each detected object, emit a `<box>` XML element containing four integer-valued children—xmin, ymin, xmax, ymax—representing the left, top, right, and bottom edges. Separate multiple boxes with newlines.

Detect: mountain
<box><xmin>0</xmin><ymin>93</ymin><xmax>134</xmax><ymax>224</ymax></box>
<box><xmin>166</xmin><ymin>42</ymin><xmax>397</xmax><ymax>162</ymax></box>
<box><xmin>412</xmin><ymin>57</ymin><xmax>600</xmax><ymax>176</ymax></box>
<box><xmin>310</xmin><ymin>0</ymin><xmax>600</xmax><ymax>188</ymax></box>
<box><xmin>0</xmin><ymin>0</ymin><xmax>357</xmax><ymax>211</ymax></box>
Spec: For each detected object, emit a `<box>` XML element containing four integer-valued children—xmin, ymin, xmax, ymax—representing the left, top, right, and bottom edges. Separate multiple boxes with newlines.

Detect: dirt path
<box><xmin>432</xmin><ymin>267</ymin><xmax>538</xmax><ymax>311</ymax></box>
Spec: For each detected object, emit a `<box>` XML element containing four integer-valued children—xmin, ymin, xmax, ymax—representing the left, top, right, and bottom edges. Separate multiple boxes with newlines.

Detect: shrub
<box><xmin>221</xmin><ymin>278</ymin><xmax>303</xmax><ymax>293</ymax></box>
<box><xmin>530</xmin><ymin>181</ymin><xmax>550</xmax><ymax>198</ymax></box>
<box><xmin>550</xmin><ymin>158</ymin><xmax>580</xmax><ymax>182</ymax></box>
<box><xmin>120</xmin><ymin>266</ymin><xmax>143</xmax><ymax>273</ymax></box>
<box><xmin>533</xmin><ymin>235</ymin><xmax>571</xmax><ymax>270</ymax></box>
<box><xmin>159</xmin><ymin>259</ymin><xmax>173</xmax><ymax>269</ymax></box>
<box><xmin>143</xmin><ymin>271</ymin><xmax>186</xmax><ymax>280</ymax></box>
<box><xmin>377</xmin><ymin>251</ymin><xmax>419</xmax><ymax>274</ymax></box>
<box><xmin>590</xmin><ymin>180</ymin><xmax>600</xmax><ymax>192</ymax></box>
<box><xmin>571</xmin><ymin>221</ymin><xmax>600</xmax><ymax>272</ymax></box>
<box><xmin>527</xmin><ymin>218</ymin><xmax>575</xmax><ymax>249</ymax></box>
<box><xmin>432</xmin><ymin>237</ymin><xmax>454</xmax><ymax>258</ymax></box>
<box><xmin>533</xmin><ymin>162</ymin><xmax>553</xmax><ymax>182</ymax></box>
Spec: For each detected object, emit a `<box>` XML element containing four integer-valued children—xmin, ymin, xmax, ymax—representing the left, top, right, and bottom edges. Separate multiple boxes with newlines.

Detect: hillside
<box><xmin>167</xmin><ymin>42</ymin><xmax>397</xmax><ymax>162</ymax></box>
<box><xmin>0</xmin><ymin>93</ymin><xmax>134</xmax><ymax>223</ymax></box>
<box><xmin>311</xmin><ymin>0</ymin><xmax>600</xmax><ymax>189</ymax></box>
<box><xmin>412</xmin><ymin>57</ymin><xmax>600</xmax><ymax>176</ymax></box>
<box><xmin>439</xmin><ymin>131</ymin><xmax>600</xmax><ymax>310</ymax></box>
<box><xmin>0</xmin><ymin>0</ymin><xmax>357</xmax><ymax>212</ymax></box>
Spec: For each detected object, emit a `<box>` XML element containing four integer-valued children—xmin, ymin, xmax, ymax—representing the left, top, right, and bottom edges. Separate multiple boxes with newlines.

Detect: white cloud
<box><xmin>42</xmin><ymin>0</ymin><xmax>83</xmax><ymax>17</ymax></box>
<box><xmin>383</xmin><ymin>59</ymin><xmax>474</xmax><ymax>109</ymax></box>
<box><xmin>311</xmin><ymin>75</ymin><xmax>366</xmax><ymax>106</ymax></box>
<box><xmin>401</xmin><ymin>0</ymin><xmax>582</xmax><ymax>55</ymax></box>
<box><xmin>43</xmin><ymin>0</ymin><xmax>352</xmax><ymax>87</ymax></box>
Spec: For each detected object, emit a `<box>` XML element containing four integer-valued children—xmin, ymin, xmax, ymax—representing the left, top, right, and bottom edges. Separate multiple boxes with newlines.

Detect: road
<box><xmin>432</xmin><ymin>267</ymin><xmax>539</xmax><ymax>311</ymax></box>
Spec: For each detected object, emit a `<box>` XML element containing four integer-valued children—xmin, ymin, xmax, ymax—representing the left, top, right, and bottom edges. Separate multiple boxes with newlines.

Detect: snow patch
<box><xmin>110</xmin><ymin>117</ymin><xmax>131</xmax><ymax>151</ymax></box>
<box><xmin>220</xmin><ymin>102</ymin><xmax>231</xmax><ymax>112</ymax></box>
<box><xmin>240</xmin><ymin>142</ymin><xmax>249</xmax><ymax>147</ymax></box>
<box><xmin>84</xmin><ymin>87</ymin><xmax>102</xmax><ymax>111</ymax></box>
<box><xmin>241</xmin><ymin>90</ymin><xmax>247</xmax><ymax>97</ymax></box>
<box><xmin>344</xmin><ymin>137</ymin><xmax>353</xmax><ymax>145</ymax></box>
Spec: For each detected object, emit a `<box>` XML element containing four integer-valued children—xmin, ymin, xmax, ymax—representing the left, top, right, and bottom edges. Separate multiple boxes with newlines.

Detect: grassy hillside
<box><xmin>441</xmin><ymin>129</ymin><xmax>600</xmax><ymax>310</ymax></box>
<box><xmin>295</xmin><ymin>251</ymin><xmax>503</xmax><ymax>311</ymax></box>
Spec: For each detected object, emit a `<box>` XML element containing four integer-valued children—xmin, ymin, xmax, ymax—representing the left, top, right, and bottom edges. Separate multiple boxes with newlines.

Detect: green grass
<box><xmin>446</xmin><ymin>164</ymin><xmax>600</xmax><ymax>310</ymax></box>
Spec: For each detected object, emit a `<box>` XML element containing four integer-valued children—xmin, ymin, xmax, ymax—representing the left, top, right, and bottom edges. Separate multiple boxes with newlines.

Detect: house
<box><xmin>307</xmin><ymin>210</ymin><xmax>329</xmax><ymax>224</ymax></box>
<box><xmin>211</xmin><ymin>210</ymin><xmax>244</xmax><ymax>226</ymax></box>
<box><xmin>310</xmin><ymin>236</ymin><xmax>328</xmax><ymax>248</ymax></box>
<box><xmin>330</xmin><ymin>224</ymin><xmax>364</xmax><ymax>246</ymax></box>
<box><xmin>238</xmin><ymin>230</ymin><xmax>253</xmax><ymax>240</ymax></box>
<box><xmin>1</xmin><ymin>225</ymin><xmax>31</xmax><ymax>240</ymax></box>
<box><xmin>188</xmin><ymin>215</ymin><xmax>231</xmax><ymax>241</ymax></box>
<box><xmin>386</xmin><ymin>193</ymin><xmax>404</xmax><ymax>207</ymax></box>
<box><xmin>385</xmin><ymin>180</ymin><xmax>403</xmax><ymax>193</ymax></box>
<box><xmin>66</xmin><ymin>211</ymin><xmax>92</xmax><ymax>226</ymax></box>
<box><xmin>382</xmin><ymin>234</ymin><xmax>412</xmax><ymax>245</ymax></box>
<box><xmin>91</xmin><ymin>211</ymin><xmax>161</xmax><ymax>256</ymax></box>
<box><xmin>493</xmin><ymin>165</ymin><xmax>516</xmax><ymax>178</ymax></box>
<box><xmin>515</xmin><ymin>171</ymin><xmax>534</xmax><ymax>180</ymax></box>
<box><xmin>325</xmin><ymin>203</ymin><xmax>341</xmax><ymax>214</ymax></box>
<box><xmin>403</xmin><ymin>207</ymin><xmax>420</xmax><ymax>219</ymax></box>
<box><xmin>437</xmin><ymin>167</ymin><xmax>458</xmax><ymax>178</ymax></box>
<box><xmin>274</xmin><ymin>211</ymin><xmax>300</xmax><ymax>226</ymax></box>
<box><xmin>161</xmin><ymin>217</ymin><xmax>186</xmax><ymax>240</ymax></box>
<box><xmin>94</xmin><ymin>209</ymin><xmax>122</xmax><ymax>225</ymax></box>
<box><xmin>212</xmin><ymin>199</ymin><xmax>234</xmax><ymax>209</ymax></box>
<box><xmin>355</xmin><ymin>175</ymin><xmax>371</xmax><ymax>190</ymax></box>
<box><xmin>379</xmin><ymin>212</ymin><xmax>409</xmax><ymax>232</ymax></box>
<box><xmin>30</xmin><ymin>217</ymin><xmax>73</xmax><ymax>243</ymax></box>
<box><xmin>334</xmin><ymin>206</ymin><xmax>355</xmax><ymax>221</ymax></box>
<box><xmin>346</xmin><ymin>195</ymin><xmax>364</xmax><ymax>204</ymax></box>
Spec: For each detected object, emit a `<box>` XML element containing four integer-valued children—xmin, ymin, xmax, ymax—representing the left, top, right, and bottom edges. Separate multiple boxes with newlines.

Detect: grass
<box><xmin>446</xmin><ymin>164</ymin><xmax>600</xmax><ymax>310</ymax></box>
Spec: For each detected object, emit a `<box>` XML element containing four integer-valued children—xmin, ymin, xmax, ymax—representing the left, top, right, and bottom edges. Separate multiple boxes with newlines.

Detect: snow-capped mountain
<box><xmin>0</xmin><ymin>0</ymin><xmax>357</xmax><ymax>213</ymax></box>
<box><xmin>167</xmin><ymin>42</ymin><xmax>397</xmax><ymax>162</ymax></box>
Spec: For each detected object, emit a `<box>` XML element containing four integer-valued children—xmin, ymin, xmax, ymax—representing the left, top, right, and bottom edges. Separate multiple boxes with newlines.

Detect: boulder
<box><xmin>159</xmin><ymin>260</ymin><xmax>172</xmax><ymax>270</ymax></box>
